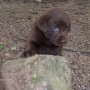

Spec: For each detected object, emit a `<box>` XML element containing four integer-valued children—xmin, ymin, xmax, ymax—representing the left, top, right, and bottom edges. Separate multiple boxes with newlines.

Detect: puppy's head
<box><xmin>37</xmin><ymin>8</ymin><xmax>71</xmax><ymax>46</ymax></box>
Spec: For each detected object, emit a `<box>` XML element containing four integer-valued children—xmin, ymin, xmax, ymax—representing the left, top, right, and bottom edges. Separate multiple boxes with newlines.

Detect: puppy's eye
<box><xmin>53</xmin><ymin>27</ymin><xmax>60</xmax><ymax>32</ymax></box>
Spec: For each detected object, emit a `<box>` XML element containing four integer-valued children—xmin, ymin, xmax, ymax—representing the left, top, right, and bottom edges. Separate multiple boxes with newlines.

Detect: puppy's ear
<box><xmin>37</xmin><ymin>15</ymin><xmax>49</xmax><ymax>32</ymax></box>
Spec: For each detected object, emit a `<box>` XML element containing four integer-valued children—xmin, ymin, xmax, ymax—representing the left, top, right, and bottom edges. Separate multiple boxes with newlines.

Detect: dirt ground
<box><xmin>0</xmin><ymin>0</ymin><xmax>90</xmax><ymax>90</ymax></box>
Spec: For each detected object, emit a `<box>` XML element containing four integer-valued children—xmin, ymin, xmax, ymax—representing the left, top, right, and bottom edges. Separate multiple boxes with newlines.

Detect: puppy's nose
<box><xmin>61</xmin><ymin>39</ymin><xmax>67</xmax><ymax>44</ymax></box>
<box><xmin>60</xmin><ymin>36</ymin><xmax>67</xmax><ymax>44</ymax></box>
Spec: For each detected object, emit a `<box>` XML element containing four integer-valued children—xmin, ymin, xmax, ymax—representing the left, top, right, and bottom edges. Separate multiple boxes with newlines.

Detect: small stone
<box><xmin>11</xmin><ymin>47</ymin><xmax>16</xmax><ymax>51</ymax></box>
<box><xmin>35</xmin><ymin>0</ymin><xmax>42</xmax><ymax>2</ymax></box>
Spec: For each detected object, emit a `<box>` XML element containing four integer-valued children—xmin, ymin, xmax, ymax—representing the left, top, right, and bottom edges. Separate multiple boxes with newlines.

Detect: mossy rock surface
<box><xmin>1</xmin><ymin>55</ymin><xmax>72</xmax><ymax>90</ymax></box>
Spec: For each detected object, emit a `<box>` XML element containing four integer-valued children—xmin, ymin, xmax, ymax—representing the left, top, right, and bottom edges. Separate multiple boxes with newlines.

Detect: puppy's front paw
<box><xmin>21</xmin><ymin>50</ymin><xmax>32</xmax><ymax>58</ymax></box>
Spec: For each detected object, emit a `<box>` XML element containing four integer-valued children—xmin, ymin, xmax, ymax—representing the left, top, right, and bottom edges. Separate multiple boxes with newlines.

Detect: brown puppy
<box><xmin>22</xmin><ymin>8</ymin><xmax>71</xmax><ymax>57</ymax></box>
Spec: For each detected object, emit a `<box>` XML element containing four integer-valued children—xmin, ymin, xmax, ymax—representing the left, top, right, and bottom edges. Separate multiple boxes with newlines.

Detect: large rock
<box><xmin>1</xmin><ymin>55</ymin><xmax>72</xmax><ymax>90</ymax></box>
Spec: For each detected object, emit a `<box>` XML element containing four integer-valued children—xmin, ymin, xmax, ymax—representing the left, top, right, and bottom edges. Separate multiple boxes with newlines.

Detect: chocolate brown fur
<box><xmin>22</xmin><ymin>8</ymin><xmax>71</xmax><ymax>57</ymax></box>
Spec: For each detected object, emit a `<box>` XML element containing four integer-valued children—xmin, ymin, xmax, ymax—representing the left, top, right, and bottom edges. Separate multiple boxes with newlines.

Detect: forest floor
<box><xmin>0</xmin><ymin>0</ymin><xmax>90</xmax><ymax>90</ymax></box>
